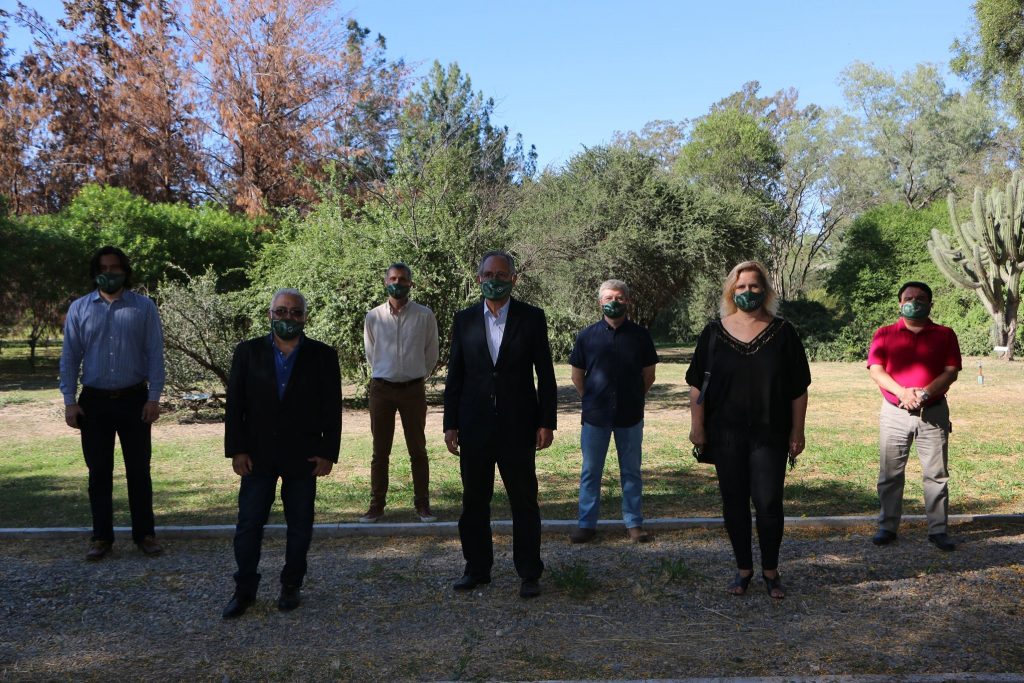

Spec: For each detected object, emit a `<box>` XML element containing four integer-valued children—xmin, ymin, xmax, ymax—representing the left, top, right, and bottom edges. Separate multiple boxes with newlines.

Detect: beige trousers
<box><xmin>877</xmin><ymin>398</ymin><xmax>951</xmax><ymax>534</ymax></box>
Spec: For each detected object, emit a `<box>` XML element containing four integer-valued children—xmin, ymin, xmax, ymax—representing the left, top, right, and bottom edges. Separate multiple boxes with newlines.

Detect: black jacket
<box><xmin>443</xmin><ymin>298</ymin><xmax>557</xmax><ymax>451</ymax></box>
<box><xmin>225</xmin><ymin>334</ymin><xmax>342</xmax><ymax>476</ymax></box>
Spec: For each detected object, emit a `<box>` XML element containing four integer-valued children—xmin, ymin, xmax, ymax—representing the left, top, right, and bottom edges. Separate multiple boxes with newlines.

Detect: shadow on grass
<box><xmin>0</xmin><ymin>351</ymin><xmax>61</xmax><ymax>390</ymax></box>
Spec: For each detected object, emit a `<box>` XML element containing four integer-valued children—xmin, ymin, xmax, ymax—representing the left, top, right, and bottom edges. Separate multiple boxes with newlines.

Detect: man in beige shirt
<box><xmin>361</xmin><ymin>263</ymin><xmax>440</xmax><ymax>522</ymax></box>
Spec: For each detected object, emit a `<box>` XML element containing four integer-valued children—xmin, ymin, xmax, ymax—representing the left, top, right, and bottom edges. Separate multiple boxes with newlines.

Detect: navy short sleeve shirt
<box><xmin>569</xmin><ymin>318</ymin><xmax>659</xmax><ymax>428</ymax></box>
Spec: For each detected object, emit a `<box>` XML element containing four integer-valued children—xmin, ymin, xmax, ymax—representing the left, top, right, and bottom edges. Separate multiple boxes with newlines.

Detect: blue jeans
<box><xmin>578</xmin><ymin>421</ymin><xmax>644</xmax><ymax>529</ymax></box>
<box><xmin>233</xmin><ymin>472</ymin><xmax>317</xmax><ymax>596</ymax></box>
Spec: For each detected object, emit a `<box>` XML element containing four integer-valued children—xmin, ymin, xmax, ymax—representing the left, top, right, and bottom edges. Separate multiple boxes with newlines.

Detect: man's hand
<box><xmin>308</xmin><ymin>456</ymin><xmax>333</xmax><ymax>477</ymax></box>
<box><xmin>231</xmin><ymin>453</ymin><xmax>253</xmax><ymax>476</ymax></box>
<box><xmin>65</xmin><ymin>404</ymin><xmax>84</xmax><ymax>429</ymax></box>
<box><xmin>688</xmin><ymin>425</ymin><xmax>706</xmax><ymax>449</ymax></box>
<box><xmin>141</xmin><ymin>400</ymin><xmax>161</xmax><ymax>424</ymax></box>
<box><xmin>444</xmin><ymin>429</ymin><xmax>460</xmax><ymax>455</ymax></box>
<box><xmin>897</xmin><ymin>386</ymin><xmax>921</xmax><ymax>410</ymax></box>
<box><xmin>536</xmin><ymin>427</ymin><xmax>554</xmax><ymax>451</ymax></box>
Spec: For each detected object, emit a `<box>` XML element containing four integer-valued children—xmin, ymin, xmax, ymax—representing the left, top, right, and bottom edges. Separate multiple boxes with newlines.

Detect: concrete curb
<box><xmin>533</xmin><ymin>675</ymin><xmax>1024</xmax><ymax>683</ymax></box>
<box><xmin>1</xmin><ymin>513</ymin><xmax>1020</xmax><ymax>539</ymax></box>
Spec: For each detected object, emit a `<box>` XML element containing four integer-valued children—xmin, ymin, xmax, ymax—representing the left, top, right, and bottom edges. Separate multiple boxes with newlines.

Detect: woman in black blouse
<box><xmin>686</xmin><ymin>261</ymin><xmax>810</xmax><ymax>599</ymax></box>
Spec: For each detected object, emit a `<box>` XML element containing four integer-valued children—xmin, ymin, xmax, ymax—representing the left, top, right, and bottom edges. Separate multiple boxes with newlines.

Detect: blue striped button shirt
<box><xmin>59</xmin><ymin>289</ymin><xmax>166</xmax><ymax>405</ymax></box>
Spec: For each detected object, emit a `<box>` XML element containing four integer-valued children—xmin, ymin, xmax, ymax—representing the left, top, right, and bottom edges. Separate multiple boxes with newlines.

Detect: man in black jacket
<box><xmin>222</xmin><ymin>288</ymin><xmax>342</xmax><ymax>618</ymax></box>
<box><xmin>443</xmin><ymin>251</ymin><xmax>557</xmax><ymax>599</ymax></box>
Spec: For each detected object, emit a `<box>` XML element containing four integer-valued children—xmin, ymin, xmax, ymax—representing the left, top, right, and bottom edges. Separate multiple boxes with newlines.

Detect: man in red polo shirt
<box><xmin>867</xmin><ymin>281</ymin><xmax>961</xmax><ymax>551</ymax></box>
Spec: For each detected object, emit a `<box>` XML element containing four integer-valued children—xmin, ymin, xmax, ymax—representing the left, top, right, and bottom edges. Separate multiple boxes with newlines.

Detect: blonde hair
<box><xmin>719</xmin><ymin>260</ymin><xmax>779</xmax><ymax>318</ymax></box>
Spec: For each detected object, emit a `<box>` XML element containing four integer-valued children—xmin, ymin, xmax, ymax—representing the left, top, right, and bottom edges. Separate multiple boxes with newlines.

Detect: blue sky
<box><xmin>7</xmin><ymin>1</ymin><xmax>976</xmax><ymax>170</ymax></box>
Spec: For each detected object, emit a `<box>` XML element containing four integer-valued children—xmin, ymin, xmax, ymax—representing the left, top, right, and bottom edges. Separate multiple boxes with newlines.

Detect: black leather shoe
<box><xmin>519</xmin><ymin>579</ymin><xmax>541</xmax><ymax>599</ymax></box>
<box><xmin>928</xmin><ymin>533</ymin><xmax>956</xmax><ymax>551</ymax></box>
<box><xmin>222</xmin><ymin>593</ymin><xmax>255</xmax><ymax>619</ymax></box>
<box><xmin>278</xmin><ymin>586</ymin><xmax>301</xmax><ymax>611</ymax></box>
<box><xmin>871</xmin><ymin>529</ymin><xmax>897</xmax><ymax>546</ymax></box>
<box><xmin>453</xmin><ymin>574</ymin><xmax>490</xmax><ymax>591</ymax></box>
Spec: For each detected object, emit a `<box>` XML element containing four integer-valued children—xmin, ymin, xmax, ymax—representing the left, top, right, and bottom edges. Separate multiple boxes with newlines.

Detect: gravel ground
<box><xmin>1</xmin><ymin>519</ymin><xmax>1022</xmax><ymax>682</ymax></box>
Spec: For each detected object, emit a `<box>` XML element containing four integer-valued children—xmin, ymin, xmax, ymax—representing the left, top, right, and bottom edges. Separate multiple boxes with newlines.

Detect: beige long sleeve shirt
<box><xmin>364</xmin><ymin>300</ymin><xmax>439</xmax><ymax>381</ymax></box>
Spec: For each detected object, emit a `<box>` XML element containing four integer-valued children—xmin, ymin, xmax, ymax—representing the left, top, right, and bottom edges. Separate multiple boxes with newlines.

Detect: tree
<box><xmin>675</xmin><ymin>85</ymin><xmax>857</xmax><ymax>300</ymax></box>
<box><xmin>3</xmin><ymin>0</ymin><xmax>205</xmax><ymax>211</ymax></box>
<box><xmin>0</xmin><ymin>215</ymin><xmax>85</xmax><ymax>367</ymax></box>
<box><xmin>839</xmin><ymin>62</ymin><xmax>999</xmax><ymax>210</ymax></box>
<box><xmin>157</xmin><ymin>267</ymin><xmax>251</xmax><ymax>399</ymax></box>
<box><xmin>517</xmin><ymin>146</ymin><xmax>765</xmax><ymax>353</ymax></box>
<box><xmin>929</xmin><ymin>173</ymin><xmax>1024</xmax><ymax>359</ymax></box>
<box><xmin>952</xmin><ymin>0</ymin><xmax>1024</xmax><ymax>124</ymax></box>
<box><xmin>611</xmin><ymin>119</ymin><xmax>688</xmax><ymax>171</ymax></box>
<box><xmin>183</xmin><ymin>0</ymin><xmax>405</xmax><ymax>214</ymax></box>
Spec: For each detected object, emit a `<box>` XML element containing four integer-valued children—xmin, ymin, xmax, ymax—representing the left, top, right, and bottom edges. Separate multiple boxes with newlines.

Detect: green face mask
<box><xmin>271</xmin><ymin>319</ymin><xmax>304</xmax><ymax>340</ymax></box>
<box><xmin>733</xmin><ymin>290</ymin><xmax>765</xmax><ymax>312</ymax></box>
<box><xmin>602</xmin><ymin>301</ymin><xmax>626</xmax><ymax>319</ymax></box>
<box><xmin>95</xmin><ymin>272</ymin><xmax>126</xmax><ymax>294</ymax></box>
<box><xmin>480</xmin><ymin>279</ymin><xmax>514</xmax><ymax>301</ymax></box>
<box><xmin>900</xmin><ymin>300</ymin><xmax>930</xmax><ymax>320</ymax></box>
<box><xmin>385</xmin><ymin>283</ymin><xmax>410</xmax><ymax>300</ymax></box>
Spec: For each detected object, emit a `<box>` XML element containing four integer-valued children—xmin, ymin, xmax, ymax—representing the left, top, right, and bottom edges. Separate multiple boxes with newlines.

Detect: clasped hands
<box><xmin>897</xmin><ymin>386</ymin><xmax>928</xmax><ymax>411</ymax></box>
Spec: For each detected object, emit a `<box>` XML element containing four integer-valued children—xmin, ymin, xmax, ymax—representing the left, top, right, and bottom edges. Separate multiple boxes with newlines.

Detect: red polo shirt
<box><xmin>867</xmin><ymin>318</ymin><xmax>962</xmax><ymax>406</ymax></box>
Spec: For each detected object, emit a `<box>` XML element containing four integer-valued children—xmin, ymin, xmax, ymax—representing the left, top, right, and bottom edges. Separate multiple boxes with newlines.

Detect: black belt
<box><xmin>372</xmin><ymin>377</ymin><xmax>423</xmax><ymax>388</ymax></box>
<box><xmin>82</xmin><ymin>382</ymin><xmax>147</xmax><ymax>399</ymax></box>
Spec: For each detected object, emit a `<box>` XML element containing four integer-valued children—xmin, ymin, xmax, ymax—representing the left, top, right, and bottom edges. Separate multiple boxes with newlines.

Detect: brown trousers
<box><xmin>368</xmin><ymin>378</ymin><xmax>430</xmax><ymax>508</ymax></box>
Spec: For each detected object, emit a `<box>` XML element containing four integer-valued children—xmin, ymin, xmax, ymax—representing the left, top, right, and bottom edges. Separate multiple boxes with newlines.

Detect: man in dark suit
<box><xmin>221</xmin><ymin>288</ymin><xmax>342</xmax><ymax>619</ymax></box>
<box><xmin>443</xmin><ymin>250</ymin><xmax>557</xmax><ymax>599</ymax></box>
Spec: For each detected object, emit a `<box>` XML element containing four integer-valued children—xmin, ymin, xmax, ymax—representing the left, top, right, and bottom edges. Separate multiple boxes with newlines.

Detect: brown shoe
<box><xmin>359</xmin><ymin>503</ymin><xmax>384</xmax><ymax>523</ymax></box>
<box><xmin>137</xmin><ymin>535</ymin><xmax>163</xmax><ymax>556</ymax></box>
<box><xmin>415</xmin><ymin>505</ymin><xmax>437</xmax><ymax>523</ymax></box>
<box><xmin>85</xmin><ymin>540</ymin><xmax>112</xmax><ymax>561</ymax></box>
<box><xmin>569</xmin><ymin>527</ymin><xmax>597</xmax><ymax>543</ymax></box>
<box><xmin>627</xmin><ymin>527</ymin><xmax>652</xmax><ymax>543</ymax></box>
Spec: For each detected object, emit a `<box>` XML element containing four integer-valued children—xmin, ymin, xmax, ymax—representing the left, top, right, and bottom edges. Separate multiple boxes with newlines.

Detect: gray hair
<box><xmin>477</xmin><ymin>250</ymin><xmax>516</xmax><ymax>276</ymax></box>
<box><xmin>597</xmin><ymin>279</ymin><xmax>630</xmax><ymax>301</ymax></box>
<box><xmin>270</xmin><ymin>288</ymin><xmax>308</xmax><ymax>312</ymax></box>
<box><xmin>386</xmin><ymin>262</ymin><xmax>412</xmax><ymax>280</ymax></box>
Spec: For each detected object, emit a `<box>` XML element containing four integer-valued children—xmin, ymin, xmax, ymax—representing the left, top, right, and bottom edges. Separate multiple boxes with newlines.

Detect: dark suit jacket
<box><xmin>225</xmin><ymin>334</ymin><xmax>342</xmax><ymax>477</ymax></box>
<box><xmin>443</xmin><ymin>298</ymin><xmax>557</xmax><ymax>451</ymax></box>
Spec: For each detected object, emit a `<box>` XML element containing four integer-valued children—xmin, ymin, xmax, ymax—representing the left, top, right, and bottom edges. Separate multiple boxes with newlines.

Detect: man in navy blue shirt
<box><xmin>568</xmin><ymin>279</ymin><xmax>658</xmax><ymax>543</ymax></box>
<box><xmin>60</xmin><ymin>246</ymin><xmax>165</xmax><ymax>561</ymax></box>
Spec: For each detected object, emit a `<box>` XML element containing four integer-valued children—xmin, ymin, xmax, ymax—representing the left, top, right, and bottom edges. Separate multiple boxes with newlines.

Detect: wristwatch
<box><xmin>919</xmin><ymin>390</ymin><xmax>931</xmax><ymax>402</ymax></box>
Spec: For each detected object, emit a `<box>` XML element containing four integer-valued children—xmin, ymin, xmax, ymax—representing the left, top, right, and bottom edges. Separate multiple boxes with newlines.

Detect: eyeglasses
<box><xmin>270</xmin><ymin>307</ymin><xmax>306</xmax><ymax>319</ymax></box>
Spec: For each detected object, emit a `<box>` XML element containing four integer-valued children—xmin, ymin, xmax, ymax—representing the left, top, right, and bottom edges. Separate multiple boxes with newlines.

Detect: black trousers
<box><xmin>713</xmin><ymin>429</ymin><xmax>788</xmax><ymax>571</ymax></box>
<box><xmin>458</xmin><ymin>438</ymin><xmax>543</xmax><ymax>581</ymax></box>
<box><xmin>233</xmin><ymin>472</ymin><xmax>317</xmax><ymax>596</ymax></box>
<box><xmin>78</xmin><ymin>385</ymin><xmax>154</xmax><ymax>544</ymax></box>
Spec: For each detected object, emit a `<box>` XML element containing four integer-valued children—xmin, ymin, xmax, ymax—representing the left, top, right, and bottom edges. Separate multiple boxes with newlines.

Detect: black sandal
<box><xmin>726</xmin><ymin>571</ymin><xmax>753</xmax><ymax>595</ymax></box>
<box><xmin>762</xmin><ymin>572</ymin><xmax>785</xmax><ymax>599</ymax></box>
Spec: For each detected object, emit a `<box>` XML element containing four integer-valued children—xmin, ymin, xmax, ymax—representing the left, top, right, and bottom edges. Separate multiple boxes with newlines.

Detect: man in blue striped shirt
<box><xmin>59</xmin><ymin>246</ymin><xmax>166</xmax><ymax>561</ymax></box>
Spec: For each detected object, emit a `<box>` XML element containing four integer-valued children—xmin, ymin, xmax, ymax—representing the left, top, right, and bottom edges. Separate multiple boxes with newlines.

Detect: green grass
<box><xmin>548</xmin><ymin>561</ymin><xmax>600</xmax><ymax>599</ymax></box>
<box><xmin>1</xmin><ymin>344</ymin><xmax>1023</xmax><ymax>528</ymax></box>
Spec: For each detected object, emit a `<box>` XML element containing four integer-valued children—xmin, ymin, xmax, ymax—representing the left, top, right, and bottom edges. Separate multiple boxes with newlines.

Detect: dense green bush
<box><xmin>40</xmin><ymin>184</ymin><xmax>263</xmax><ymax>291</ymax></box>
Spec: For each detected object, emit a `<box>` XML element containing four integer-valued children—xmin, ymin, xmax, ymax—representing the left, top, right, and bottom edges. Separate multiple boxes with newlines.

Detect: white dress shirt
<box><xmin>483</xmin><ymin>299</ymin><xmax>510</xmax><ymax>365</ymax></box>
<box><xmin>364</xmin><ymin>300</ymin><xmax>439</xmax><ymax>381</ymax></box>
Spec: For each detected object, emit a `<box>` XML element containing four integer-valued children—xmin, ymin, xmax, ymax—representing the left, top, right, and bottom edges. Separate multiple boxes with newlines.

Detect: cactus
<box><xmin>928</xmin><ymin>172</ymin><xmax>1024</xmax><ymax>360</ymax></box>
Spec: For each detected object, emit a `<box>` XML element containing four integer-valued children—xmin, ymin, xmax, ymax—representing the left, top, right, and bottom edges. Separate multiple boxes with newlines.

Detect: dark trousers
<box><xmin>233</xmin><ymin>472</ymin><xmax>317</xmax><ymax>597</ymax></box>
<box><xmin>368</xmin><ymin>378</ymin><xmax>429</xmax><ymax>508</ymax></box>
<box><xmin>78</xmin><ymin>385</ymin><xmax>154</xmax><ymax>544</ymax></box>
<box><xmin>459</xmin><ymin>439</ymin><xmax>543</xmax><ymax>580</ymax></box>
<box><xmin>713</xmin><ymin>429</ymin><xmax>788</xmax><ymax>571</ymax></box>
